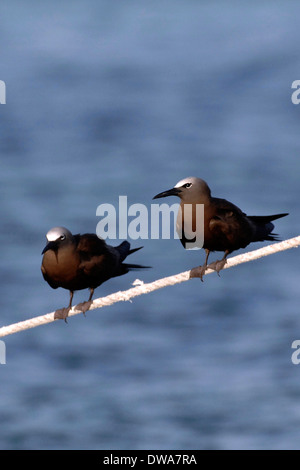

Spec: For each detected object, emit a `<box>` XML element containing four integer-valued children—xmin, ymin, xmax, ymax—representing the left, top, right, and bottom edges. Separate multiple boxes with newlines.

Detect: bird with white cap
<box><xmin>154</xmin><ymin>177</ymin><xmax>288</xmax><ymax>280</ymax></box>
<box><xmin>41</xmin><ymin>227</ymin><xmax>147</xmax><ymax>321</ymax></box>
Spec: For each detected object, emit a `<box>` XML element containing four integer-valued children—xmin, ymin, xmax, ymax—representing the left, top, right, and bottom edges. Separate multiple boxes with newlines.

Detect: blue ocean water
<box><xmin>0</xmin><ymin>0</ymin><xmax>300</xmax><ymax>450</ymax></box>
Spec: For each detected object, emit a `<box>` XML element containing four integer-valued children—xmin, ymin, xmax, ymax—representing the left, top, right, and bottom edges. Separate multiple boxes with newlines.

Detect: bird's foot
<box><xmin>208</xmin><ymin>258</ymin><xmax>227</xmax><ymax>276</ymax></box>
<box><xmin>54</xmin><ymin>307</ymin><xmax>71</xmax><ymax>323</ymax></box>
<box><xmin>189</xmin><ymin>265</ymin><xmax>207</xmax><ymax>282</ymax></box>
<box><xmin>76</xmin><ymin>300</ymin><xmax>92</xmax><ymax>316</ymax></box>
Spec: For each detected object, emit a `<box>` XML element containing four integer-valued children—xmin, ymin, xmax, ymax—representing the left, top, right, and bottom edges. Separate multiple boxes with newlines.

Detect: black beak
<box><xmin>153</xmin><ymin>187</ymin><xmax>182</xmax><ymax>200</ymax></box>
<box><xmin>42</xmin><ymin>241</ymin><xmax>58</xmax><ymax>255</ymax></box>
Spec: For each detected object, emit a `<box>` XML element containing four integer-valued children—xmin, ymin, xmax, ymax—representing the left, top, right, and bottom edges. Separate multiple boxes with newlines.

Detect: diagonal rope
<box><xmin>0</xmin><ymin>235</ymin><xmax>299</xmax><ymax>338</ymax></box>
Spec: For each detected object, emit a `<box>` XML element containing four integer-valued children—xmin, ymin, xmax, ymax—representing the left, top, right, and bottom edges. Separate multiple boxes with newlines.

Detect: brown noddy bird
<box><xmin>153</xmin><ymin>177</ymin><xmax>288</xmax><ymax>280</ymax></box>
<box><xmin>41</xmin><ymin>226</ymin><xmax>148</xmax><ymax>321</ymax></box>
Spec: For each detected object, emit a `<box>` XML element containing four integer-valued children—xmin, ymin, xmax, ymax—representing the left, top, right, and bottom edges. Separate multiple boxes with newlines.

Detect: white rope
<box><xmin>0</xmin><ymin>235</ymin><xmax>299</xmax><ymax>338</ymax></box>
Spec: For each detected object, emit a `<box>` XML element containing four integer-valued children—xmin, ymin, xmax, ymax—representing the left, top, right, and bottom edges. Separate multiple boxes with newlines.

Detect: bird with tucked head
<box><xmin>41</xmin><ymin>226</ymin><xmax>148</xmax><ymax>321</ymax></box>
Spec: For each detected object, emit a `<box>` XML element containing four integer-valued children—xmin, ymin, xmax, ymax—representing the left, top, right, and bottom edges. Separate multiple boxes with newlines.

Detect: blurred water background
<box><xmin>0</xmin><ymin>0</ymin><xmax>300</xmax><ymax>450</ymax></box>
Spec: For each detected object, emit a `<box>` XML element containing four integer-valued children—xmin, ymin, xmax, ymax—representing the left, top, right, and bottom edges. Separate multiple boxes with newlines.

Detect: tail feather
<box><xmin>123</xmin><ymin>262</ymin><xmax>151</xmax><ymax>270</ymax></box>
<box><xmin>264</xmin><ymin>232</ymin><xmax>281</xmax><ymax>241</ymax></box>
<box><xmin>115</xmin><ymin>241</ymin><xmax>130</xmax><ymax>261</ymax></box>
<box><xmin>115</xmin><ymin>242</ymin><xmax>150</xmax><ymax>275</ymax></box>
<box><xmin>119</xmin><ymin>262</ymin><xmax>151</xmax><ymax>276</ymax></box>
<box><xmin>116</xmin><ymin>241</ymin><xmax>144</xmax><ymax>261</ymax></box>
<box><xmin>248</xmin><ymin>213</ymin><xmax>288</xmax><ymax>224</ymax></box>
<box><xmin>248</xmin><ymin>213</ymin><xmax>288</xmax><ymax>243</ymax></box>
<box><xmin>128</xmin><ymin>246</ymin><xmax>143</xmax><ymax>256</ymax></box>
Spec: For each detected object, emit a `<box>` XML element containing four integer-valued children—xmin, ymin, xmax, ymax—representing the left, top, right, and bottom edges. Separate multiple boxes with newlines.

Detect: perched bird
<box><xmin>153</xmin><ymin>177</ymin><xmax>288</xmax><ymax>280</ymax></box>
<box><xmin>41</xmin><ymin>226</ymin><xmax>147</xmax><ymax>321</ymax></box>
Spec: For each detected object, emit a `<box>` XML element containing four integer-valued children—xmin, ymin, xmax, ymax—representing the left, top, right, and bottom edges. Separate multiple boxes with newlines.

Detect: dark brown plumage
<box><xmin>153</xmin><ymin>177</ymin><xmax>288</xmax><ymax>280</ymax></box>
<box><xmin>41</xmin><ymin>227</ymin><xmax>147</xmax><ymax>320</ymax></box>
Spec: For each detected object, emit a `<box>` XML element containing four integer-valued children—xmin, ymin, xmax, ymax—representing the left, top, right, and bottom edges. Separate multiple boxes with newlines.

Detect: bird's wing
<box><xmin>75</xmin><ymin>234</ymin><xmax>109</xmax><ymax>258</ymax></box>
<box><xmin>210</xmin><ymin>197</ymin><xmax>246</xmax><ymax>218</ymax></box>
<box><xmin>76</xmin><ymin>234</ymin><xmax>119</xmax><ymax>283</ymax></box>
<box><xmin>208</xmin><ymin>198</ymin><xmax>252</xmax><ymax>250</ymax></box>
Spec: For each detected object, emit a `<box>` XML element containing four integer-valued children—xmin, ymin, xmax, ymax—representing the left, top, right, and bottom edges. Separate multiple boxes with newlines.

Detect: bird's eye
<box><xmin>183</xmin><ymin>183</ymin><xmax>192</xmax><ymax>188</ymax></box>
<box><xmin>60</xmin><ymin>235</ymin><xmax>66</xmax><ymax>241</ymax></box>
